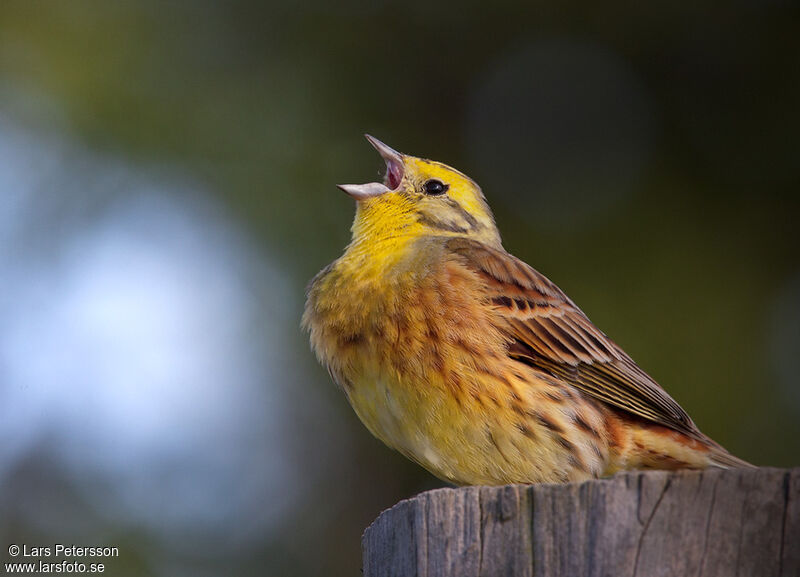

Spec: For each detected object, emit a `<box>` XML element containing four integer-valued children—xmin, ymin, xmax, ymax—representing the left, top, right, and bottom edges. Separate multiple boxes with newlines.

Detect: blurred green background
<box><xmin>0</xmin><ymin>2</ymin><xmax>798</xmax><ymax>575</ymax></box>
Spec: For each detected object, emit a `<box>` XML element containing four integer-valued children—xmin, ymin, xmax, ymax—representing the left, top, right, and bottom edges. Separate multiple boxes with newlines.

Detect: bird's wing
<box><xmin>445</xmin><ymin>237</ymin><xmax>706</xmax><ymax>441</ymax></box>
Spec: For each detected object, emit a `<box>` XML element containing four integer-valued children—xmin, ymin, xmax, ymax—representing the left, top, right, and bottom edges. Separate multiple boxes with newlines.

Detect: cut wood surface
<box><xmin>362</xmin><ymin>467</ymin><xmax>799</xmax><ymax>577</ymax></box>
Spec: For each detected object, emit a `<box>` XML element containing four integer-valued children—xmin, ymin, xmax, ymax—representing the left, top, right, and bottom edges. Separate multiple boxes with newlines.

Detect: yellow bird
<box><xmin>303</xmin><ymin>135</ymin><xmax>750</xmax><ymax>485</ymax></box>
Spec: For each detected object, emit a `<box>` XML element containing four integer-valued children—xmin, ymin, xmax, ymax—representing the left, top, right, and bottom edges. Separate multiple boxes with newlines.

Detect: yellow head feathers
<box><xmin>338</xmin><ymin>135</ymin><xmax>502</xmax><ymax>249</ymax></box>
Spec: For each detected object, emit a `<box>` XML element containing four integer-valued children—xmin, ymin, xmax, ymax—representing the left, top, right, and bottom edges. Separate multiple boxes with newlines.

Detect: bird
<box><xmin>302</xmin><ymin>135</ymin><xmax>751</xmax><ymax>485</ymax></box>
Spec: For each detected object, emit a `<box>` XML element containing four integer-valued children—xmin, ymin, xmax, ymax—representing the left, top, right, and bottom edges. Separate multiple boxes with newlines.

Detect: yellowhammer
<box><xmin>303</xmin><ymin>135</ymin><xmax>750</xmax><ymax>485</ymax></box>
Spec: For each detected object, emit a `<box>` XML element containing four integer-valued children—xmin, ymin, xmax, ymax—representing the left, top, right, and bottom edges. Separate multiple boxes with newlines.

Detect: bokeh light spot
<box><xmin>466</xmin><ymin>38</ymin><xmax>655</xmax><ymax>229</ymax></box>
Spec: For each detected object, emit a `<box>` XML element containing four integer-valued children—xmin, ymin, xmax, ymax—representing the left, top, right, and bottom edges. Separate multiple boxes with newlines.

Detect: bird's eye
<box><xmin>423</xmin><ymin>179</ymin><xmax>449</xmax><ymax>196</ymax></box>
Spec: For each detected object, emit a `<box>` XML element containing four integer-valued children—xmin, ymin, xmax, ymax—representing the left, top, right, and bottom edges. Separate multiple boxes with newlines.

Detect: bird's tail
<box><xmin>609</xmin><ymin>419</ymin><xmax>755</xmax><ymax>473</ymax></box>
<box><xmin>707</xmin><ymin>446</ymin><xmax>755</xmax><ymax>469</ymax></box>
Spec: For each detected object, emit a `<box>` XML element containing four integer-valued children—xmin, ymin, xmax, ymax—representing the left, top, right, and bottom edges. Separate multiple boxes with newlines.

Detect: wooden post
<box><xmin>363</xmin><ymin>467</ymin><xmax>799</xmax><ymax>577</ymax></box>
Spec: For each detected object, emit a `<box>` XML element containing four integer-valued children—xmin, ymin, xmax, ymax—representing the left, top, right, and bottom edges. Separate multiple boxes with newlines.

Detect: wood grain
<box><xmin>362</xmin><ymin>468</ymin><xmax>799</xmax><ymax>577</ymax></box>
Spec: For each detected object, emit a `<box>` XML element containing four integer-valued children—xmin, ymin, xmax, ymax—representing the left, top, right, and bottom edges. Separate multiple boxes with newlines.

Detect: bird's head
<box><xmin>339</xmin><ymin>135</ymin><xmax>501</xmax><ymax>249</ymax></box>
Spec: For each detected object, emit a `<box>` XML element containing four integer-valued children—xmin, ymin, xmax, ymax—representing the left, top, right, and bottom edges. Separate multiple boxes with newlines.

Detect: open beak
<box><xmin>337</xmin><ymin>134</ymin><xmax>405</xmax><ymax>200</ymax></box>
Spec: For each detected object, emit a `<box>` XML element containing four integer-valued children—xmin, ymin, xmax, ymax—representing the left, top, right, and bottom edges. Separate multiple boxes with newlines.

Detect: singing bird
<box><xmin>303</xmin><ymin>135</ymin><xmax>750</xmax><ymax>485</ymax></box>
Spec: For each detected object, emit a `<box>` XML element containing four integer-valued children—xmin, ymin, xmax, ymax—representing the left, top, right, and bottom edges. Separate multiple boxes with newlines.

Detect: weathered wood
<box><xmin>362</xmin><ymin>467</ymin><xmax>799</xmax><ymax>577</ymax></box>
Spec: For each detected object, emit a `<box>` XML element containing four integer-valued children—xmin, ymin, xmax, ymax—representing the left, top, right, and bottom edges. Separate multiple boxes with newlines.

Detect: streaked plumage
<box><xmin>303</xmin><ymin>135</ymin><xmax>750</xmax><ymax>485</ymax></box>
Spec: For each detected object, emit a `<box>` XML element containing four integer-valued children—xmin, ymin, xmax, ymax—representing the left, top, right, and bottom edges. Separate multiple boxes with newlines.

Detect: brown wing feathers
<box><xmin>446</xmin><ymin>237</ymin><xmax>705</xmax><ymax>442</ymax></box>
